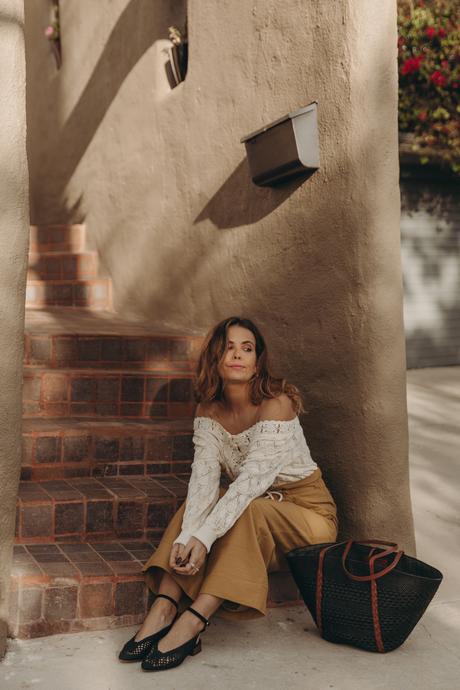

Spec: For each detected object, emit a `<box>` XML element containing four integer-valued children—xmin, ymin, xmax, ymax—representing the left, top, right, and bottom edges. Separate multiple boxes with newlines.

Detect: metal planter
<box><xmin>240</xmin><ymin>101</ymin><xmax>320</xmax><ymax>186</ymax></box>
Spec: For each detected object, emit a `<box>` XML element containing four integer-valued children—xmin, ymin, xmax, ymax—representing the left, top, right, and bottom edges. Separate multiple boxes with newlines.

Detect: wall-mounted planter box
<box><xmin>168</xmin><ymin>42</ymin><xmax>188</xmax><ymax>86</ymax></box>
<box><xmin>240</xmin><ymin>101</ymin><xmax>320</xmax><ymax>186</ymax></box>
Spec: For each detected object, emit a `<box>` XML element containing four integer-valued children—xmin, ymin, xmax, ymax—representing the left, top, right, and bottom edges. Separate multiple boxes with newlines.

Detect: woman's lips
<box><xmin>228</xmin><ymin>365</ymin><xmax>244</xmax><ymax>368</ymax></box>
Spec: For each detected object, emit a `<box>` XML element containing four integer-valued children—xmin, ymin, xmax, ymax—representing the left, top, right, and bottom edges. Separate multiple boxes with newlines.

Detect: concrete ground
<box><xmin>1</xmin><ymin>366</ymin><xmax>459</xmax><ymax>690</ymax></box>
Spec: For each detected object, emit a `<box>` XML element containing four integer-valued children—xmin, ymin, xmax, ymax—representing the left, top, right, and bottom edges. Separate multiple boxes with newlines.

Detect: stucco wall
<box><xmin>25</xmin><ymin>1</ymin><xmax>415</xmax><ymax>553</ymax></box>
<box><xmin>0</xmin><ymin>0</ymin><xmax>29</xmax><ymax>658</ymax></box>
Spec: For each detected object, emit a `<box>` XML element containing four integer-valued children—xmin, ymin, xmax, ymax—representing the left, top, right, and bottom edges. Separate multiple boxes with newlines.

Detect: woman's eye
<box><xmin>227</xmin><ymin>345</ymin><xmax>253</xmax><ymax>352</ymax></box>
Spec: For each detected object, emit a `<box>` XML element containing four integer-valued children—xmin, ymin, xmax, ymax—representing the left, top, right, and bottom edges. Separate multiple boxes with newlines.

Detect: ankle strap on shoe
<box><xmin>155</xmin><ymin>593</ymin><xmax>179</xmax><ymax>610</ymax></box>
<box><xmin>187</xmin><ymin>606</ymin><xmax>210</xmax><ymax>628</ymax></box>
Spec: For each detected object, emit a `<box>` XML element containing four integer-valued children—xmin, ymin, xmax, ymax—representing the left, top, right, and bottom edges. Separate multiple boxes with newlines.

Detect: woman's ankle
<box><xmin>134</xmin><ymin>600</ymin><xmax>176</xmax><ymax>641</ymax></box>
<box><xmin>153</xmin><ymin>595</ymin><xmax>178</xmax><ymax>613</ymax></box>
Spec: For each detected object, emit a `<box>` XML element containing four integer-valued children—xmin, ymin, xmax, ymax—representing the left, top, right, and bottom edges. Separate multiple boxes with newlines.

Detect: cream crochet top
<box><xmin>173</xmin><ymin>415</ymin><xmax>318</xmax><ymax>553</ymax></box>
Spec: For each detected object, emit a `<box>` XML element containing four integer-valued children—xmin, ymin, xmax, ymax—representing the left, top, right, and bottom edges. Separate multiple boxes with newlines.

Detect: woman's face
<box><xmin>218</xmin><ymin>324</ymin><xmax>257</xmax><ymax>383</ymax></box>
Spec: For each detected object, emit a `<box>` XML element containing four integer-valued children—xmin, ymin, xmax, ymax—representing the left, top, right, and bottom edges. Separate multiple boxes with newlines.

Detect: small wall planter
<box><xmin>168</xmin><ymin>42</ymin><xmax>188</xmax><ymax>85</ymax></box>
<box><xmin>240</xmin><ymin>101</ymin><xmax>320</xmax><ymax>186</ymax></box>
<box><xmin>167</xmin><ymin>23</ymin><xmax>188</xmax><ymax>88</ymax></box>
<box><xmin>45</xmin><ymin>0</ymin><xmax>61</xmax><ymax>70</ymax></box>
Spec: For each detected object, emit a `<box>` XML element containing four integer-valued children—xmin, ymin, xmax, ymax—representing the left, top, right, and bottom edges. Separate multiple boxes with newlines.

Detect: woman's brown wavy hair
<box><xmin>193</xmin><ymin>316</ymin><xmax>305</xmax><ymax>415</ymax></box>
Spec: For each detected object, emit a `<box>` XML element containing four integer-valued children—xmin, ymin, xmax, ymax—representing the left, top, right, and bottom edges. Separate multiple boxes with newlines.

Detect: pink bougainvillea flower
<box><xmin>430</xmin><ymin>70</ymin><xmax>447</xmax><ymax>87</ymax></box>
<box><xmin>452</xmin><ymin>82</ymin><xmax>459</xmax><ymax>89</ymax></box>
<box><xmin>425</xmin><ymin>26</ymin><xmax>437</xmax><ymax>39</ymax></box>
<box><xmin>44</xmin><ymin>25</ymin><xmax>54</xmax><ymax>38</ymax></box>
<box><xmin>438</xmin><ymin>28</ymin><xmax>447</xmax><ymax>38</ymax></box>
<box><xmin>401</xmin><ymin>55</ymin><xmax>424</xmax><ymax>75</ymax></box>
<box><xmin>441</xmin><ymin>60</ymin><xmax>449</xmax><ymax>69</ymax></box>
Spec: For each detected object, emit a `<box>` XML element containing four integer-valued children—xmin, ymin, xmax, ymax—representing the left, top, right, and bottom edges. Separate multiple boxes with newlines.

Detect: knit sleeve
<box><xmin>172</xmin><ymin>418</ymin><xmax>222</xmax><ymax>547</ymax></box>
<box><xmin>190</xmin><ymin>420</ymin><xmax>296</xmax><ymax>553</ymax></box>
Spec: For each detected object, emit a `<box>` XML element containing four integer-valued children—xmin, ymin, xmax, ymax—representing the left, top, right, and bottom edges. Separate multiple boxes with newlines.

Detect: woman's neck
<box><xmin>221</xmin><ymin>382</ymin><xmax>257</xmax><ymax>415</ymax></box>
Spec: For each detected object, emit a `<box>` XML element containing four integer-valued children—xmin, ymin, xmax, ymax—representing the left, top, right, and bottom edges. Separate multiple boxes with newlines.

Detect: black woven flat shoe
<box><xmin>118</xmin><ymin>593</ymin><xmax>179</xmax><ymax>662</ymax></box>
<box><xmin>141</xmin><ymin>605</ymin><xmax>210</xmax><ymax>671</ymax></box>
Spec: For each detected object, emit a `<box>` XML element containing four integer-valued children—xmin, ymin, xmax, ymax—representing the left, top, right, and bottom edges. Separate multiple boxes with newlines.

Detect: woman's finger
<box><xmin>169</xmin><ymin>543</ymin><xmax>180</xmax><ymax>568</ymax></box>
<box><xmin>173</xmin><ymin>546</ymin><xmax>204</xmax><ymax>575</ymax></box>
<box><xmin>189</xmin><ymin>545</ymin><xmax>203</xmax><ymax>569</ymax></box>
<box><xmin>169</xmin><ymin>542</ymin><xmax>187</xmax><ymax>568</ymax></box>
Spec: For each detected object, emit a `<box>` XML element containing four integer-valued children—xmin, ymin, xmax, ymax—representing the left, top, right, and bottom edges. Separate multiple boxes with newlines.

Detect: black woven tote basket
<box><xmin>286</xmin><ymin>539</ymin><xmax>443</xmax><ymax>653</ymax></box>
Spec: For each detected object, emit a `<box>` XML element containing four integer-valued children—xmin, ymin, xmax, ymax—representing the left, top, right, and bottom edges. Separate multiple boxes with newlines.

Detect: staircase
<box><xmin>9</xmin><ymin>225</ymin><xmax>300</xmax><ymax>639</ymax></box>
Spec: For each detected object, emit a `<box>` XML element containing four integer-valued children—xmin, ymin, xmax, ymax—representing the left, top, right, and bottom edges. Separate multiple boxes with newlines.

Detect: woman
<box><xmin>118</xmin><ymin>316</ymin><xmax>339</xmax><ymax>671</ymax></box>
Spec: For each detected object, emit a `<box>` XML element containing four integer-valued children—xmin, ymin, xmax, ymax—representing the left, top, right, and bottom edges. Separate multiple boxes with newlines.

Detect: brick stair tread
<box><xmin>15</xmin><ymin>473</ymin><xmax>195</xmax><ymax>544</ymax></box>
<box><xmin>9</xmin><ymin>539</ymin><xmax>155</xmax><ymax>638</ymax></box>
<box><xmin>9</xmin><ymin>540</ymin><xmax>301</xmax><ymax>639</ymax></box>
<box><xmin>23</xmin><ymin>364</ymin><xmax>195</xmax><ymax>376</ymax></box>
<box><xmin>22</xmin><ymin>416</ymin><xmax>194</xmax><ymax>434</ymax></box>
<box><xmin>11</xmin><ymin>540</ymin><xmax>156</xmax><ymax>582</ymax></box>
<box><xmin>29</xmin><ymin>224</ymin><xmax>86</xmax><ymax>254</ymax></box>
<box><xmin>17</xmin><ymin>473</ymin><xmax>190</xmax><ymax>504</ymax></box>
<box><xmin>29</xmin><ymin>250</ymin><xmax>98</xmax><ymax>257</ymax></box>
<box><xmin>27</xmin><ymin>278</ymin><xmax>110</xmax><ymax>285</ymax></box>
<box><xmin>21</xmin><ymin>416</ymin><xmax>195</xmax><ymax>482</ymax></box>
<box><xmin>25</xmin><ymin>307</ymin><xmax>203</xmax><ymax>337</ymax></box>
<box><xmin>23</xmin><ymin>366</ymin><xmax>196</xmax><ymax>419</ymax></box>
<box><xmin>27</xmin><ymin>252</ymin><xmax>99</xmax><ymax>280</ymax></box>
<box><xmin>24</xmin><ymin>342</ymin><xmax>198</xmax><ymax>373</ymax></box>
<box><xmin>26</xmin><ymin>280</ymin><xmax>112</xmax><ymax>310</ymax></box>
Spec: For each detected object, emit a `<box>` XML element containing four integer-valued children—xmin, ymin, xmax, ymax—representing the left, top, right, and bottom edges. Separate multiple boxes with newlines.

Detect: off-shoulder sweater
<box><xmin>172</xmin><ymin>415</ymin><xmax>318</xmax><ymax>553</ymax></box>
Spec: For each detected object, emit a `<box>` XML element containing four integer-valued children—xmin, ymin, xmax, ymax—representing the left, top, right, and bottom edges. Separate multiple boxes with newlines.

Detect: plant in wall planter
<box><xmin>44</xmin><ymin>0</ymin><xmax>61</xmax><ymax>69</ymax></box>
<box><xmin>167</xmin><ymin>21</ymin><xmax>188</xmax><ymax>86</ymax></box>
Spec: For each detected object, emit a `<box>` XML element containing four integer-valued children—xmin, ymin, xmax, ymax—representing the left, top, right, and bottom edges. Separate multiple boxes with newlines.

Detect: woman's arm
<box><xmin>172</xmin><ymin>405</ymin><xmax>222</xmax><ymax>547</ymax></box>
<box><xmin>189</xmin><ymin>395</ymin><xmax>297</xmax><ymax>553</ymax></box>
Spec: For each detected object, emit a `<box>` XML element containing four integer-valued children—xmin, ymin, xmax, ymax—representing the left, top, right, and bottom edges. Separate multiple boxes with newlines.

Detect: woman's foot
<box><xmin>134</xmin><ymin>596</ymin><xmax>177</xmax><ymax>641</ymax></box>
<box><xmin>156</xmin><ymin>609</ymin><xmax>206</xmax><ymax>652</ymax></box>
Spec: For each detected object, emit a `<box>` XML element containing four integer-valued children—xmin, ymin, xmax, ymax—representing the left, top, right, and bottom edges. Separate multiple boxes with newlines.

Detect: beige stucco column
<box><xmin>0</xmin><ymin>0</ymin><xmax>29</xmax><ymax>659</ymax></box>
<box><xmin>25</xmin><ymin>0</ymin><xmax>415</xmax><ymax>555</ymax></box>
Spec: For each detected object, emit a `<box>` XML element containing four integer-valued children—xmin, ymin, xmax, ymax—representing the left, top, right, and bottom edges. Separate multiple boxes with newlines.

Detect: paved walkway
<box><xmin>1</xmin><ymin>367</ymin><xmax>459</xmax><ymax>689</ymax></box>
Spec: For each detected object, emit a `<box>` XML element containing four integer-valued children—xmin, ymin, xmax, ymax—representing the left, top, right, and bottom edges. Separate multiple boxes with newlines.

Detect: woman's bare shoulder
<box><xmin>259</xmin><ymin>393</ymin><xmax>296</xmax><ymax>421</ymax></box>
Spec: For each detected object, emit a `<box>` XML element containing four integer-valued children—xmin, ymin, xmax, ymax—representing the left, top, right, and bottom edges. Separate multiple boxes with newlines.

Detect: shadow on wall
<box><xmin>400</xmin><ymin>174</ymin><xmax>460</xmax><ymax>367</ymax></box>
<box><xmin>194</xmin><ymin>160</ymin><xmax>314</xmax><ymax>229</ymax></box>
<box><xmin>25</xmin><ymin>0</ymin><xmax>186</xmax><ymax>222</ymax></box>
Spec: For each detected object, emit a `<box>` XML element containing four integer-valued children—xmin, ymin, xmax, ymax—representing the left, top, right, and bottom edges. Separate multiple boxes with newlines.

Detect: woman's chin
<box><xmin>225</xmin><ymin>376</ymin><xmax>251</xmax><ymax>384</ymax></box>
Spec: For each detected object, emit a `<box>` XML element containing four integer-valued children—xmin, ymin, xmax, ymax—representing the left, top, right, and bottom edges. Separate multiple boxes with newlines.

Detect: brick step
<box><xmin>15</xmin><ymin>474</ymin><xmax>192</xmax><ymax>544</ymax></box>
<box><xmin>21</xmin><ymin>417</ymin><xmax>194</xmax><ymax>481</ymax></box>
<box><xmin>9</xmin><ymin>541</ymin><xmax>301</xmax><ymax>639</ymax></box>
<box><xmin>28</xmin><ymin>251</ymin><xmax>98</xmax><ymax>280</ymax></box>
<box><xmin>26</xmin><ymin>279</ymin><xmax>112</xmax><ymax>310</ymax></box>
<box><xmin>24</xmin><ymin>327</ymin><xmax>201</xmax><ymax>373</ymax></box>
<box><xmin>25</xmin><ymin>307</ymin><xmax>203</xmax><ymax>338</ymax></box>
<box><xmin>29</xmin><ymin>224</ymin><xmax>86</xmax><ymax>253</ymax></box>
<box><xmin>23</xmin><ymin>368</ymin><xmax>196</xmax><ymax>419</ymax></box>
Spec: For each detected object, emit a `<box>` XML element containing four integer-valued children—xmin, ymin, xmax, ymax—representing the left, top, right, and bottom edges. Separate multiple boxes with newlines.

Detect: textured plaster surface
<box><xmin>25</xmin><ymin>0</ymin><xmax>414</xmax><ymax>551</ymax></box>
<box><xmin>0</xmin><ymin>0</ymin><xmax>29</xmax><ymax>659</ymax></box>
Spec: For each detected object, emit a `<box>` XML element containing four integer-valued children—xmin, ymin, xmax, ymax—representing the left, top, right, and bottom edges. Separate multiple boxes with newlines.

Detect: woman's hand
<box><xmin>169</xmin><ymin>537</ymin><xmax>207</xmax><ymax>576</ymax></box>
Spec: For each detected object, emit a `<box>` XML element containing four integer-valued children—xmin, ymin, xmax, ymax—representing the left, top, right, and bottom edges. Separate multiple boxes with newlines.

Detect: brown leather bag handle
<box><xmin>341</xmin><ymin>539</ymin><xmax>403</xmax><ymax>582</ymax></box>
<box><xmin>316</xmin><ymin>539</ymin><xmax>402</xmax><ymax>652</ymax></box>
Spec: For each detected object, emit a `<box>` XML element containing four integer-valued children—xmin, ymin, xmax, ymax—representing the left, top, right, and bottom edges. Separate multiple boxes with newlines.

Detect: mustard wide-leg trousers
<box><xmin>142</xmin><ymin>467</ymin><xmax>338</xmax><ymax>621</ymax></box>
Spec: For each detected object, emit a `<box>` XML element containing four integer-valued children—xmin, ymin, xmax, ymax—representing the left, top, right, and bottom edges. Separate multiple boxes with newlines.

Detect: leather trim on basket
<box><xmin>316</xmin><ymin>541</ymin><xmax>401</xmax><ymax>652</ymax></box>
<box><xmin>369</xmin><ymin>555</ymin><xmax>385</xmax><ymax>652</ymax></box>
<box><xmin>316</xmin><ymin>546</ymin><xmax>328</xmax><ymax>635</ymax></box>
